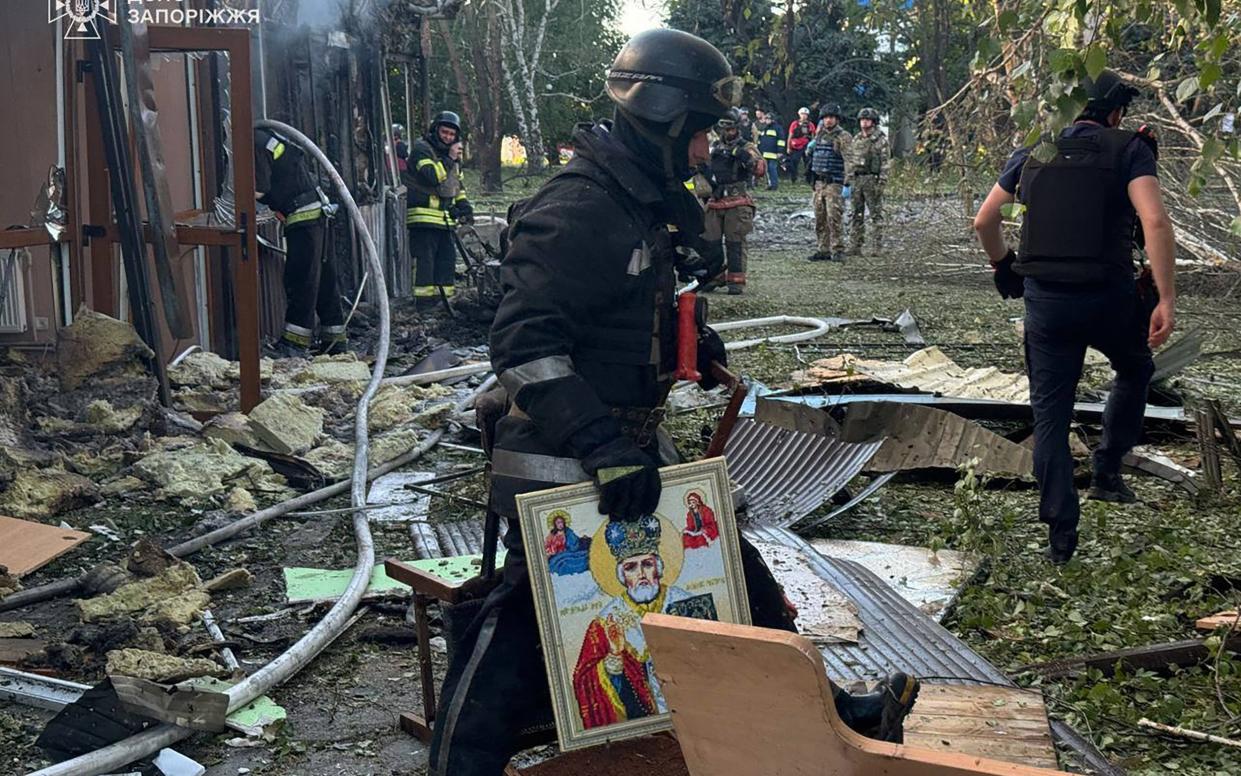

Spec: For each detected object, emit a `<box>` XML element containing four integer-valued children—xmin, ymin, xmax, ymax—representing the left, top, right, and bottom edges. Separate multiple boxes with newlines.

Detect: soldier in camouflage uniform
<box><xmin>805</xmin><ymin>103</ymin><xmax>851</xmax><ymax>262</ymax></box>
<box><xmin>694</xmin><ymin>108</ymin><xmax>765</xmax><ymax>294</ymax></box>
<box><xmin>847</xmin><ymin>107</ymin><xmax>890</xmax><ymax>256</ymax></box>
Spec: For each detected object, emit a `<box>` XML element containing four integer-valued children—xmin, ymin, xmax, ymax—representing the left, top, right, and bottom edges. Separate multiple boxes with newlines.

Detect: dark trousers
<box><xmin>1023</xmin><ymin>277</ymin><xmax>1154</xmax><ymax>547</ymax></box>
<box><xmin>283</xmin><ymin>219</ymin><xmax>343</xmax><ymax>340</ymax></box>
<box><xmin>427</xmin><ymin>520</ymin><xmax>794</xmax><ymax>776</ymax></box>
<box><xmin>410</xmin><ymin>226</ymin><xmax>457</xmax><ymax>297</ymax></box>
<box><xmin>783</xmin><ymin>149</ymin><xmax>803</xmax><ymax>182</ymax></box>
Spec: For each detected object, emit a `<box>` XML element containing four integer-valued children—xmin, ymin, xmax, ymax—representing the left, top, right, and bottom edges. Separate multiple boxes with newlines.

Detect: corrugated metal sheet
<box><xmin>410</xmin><ymin>517</ymin><xmax>503</xmax><ymax>560</ymax></box>
<box><xmin>744</xmin><ymin>525</ymin><xmax>1010</xmax><ymax>686</ymax></box>
<box><xmin>725</xmin><ymin>418</ymin><xmax>882</xmax><ymax>528</ymax></box>
<box><xmin>795</xmin><ymin>347</ymin><xmax>1031</xmax><ymax>403</ymax></box>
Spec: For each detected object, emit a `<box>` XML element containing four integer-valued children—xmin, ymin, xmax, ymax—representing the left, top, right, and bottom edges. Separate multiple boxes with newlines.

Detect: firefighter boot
<box><xmin>725</xmin><ymin>241</ymin><xmax>746</xmax><ymax>295</ymax></box>
<box><xmin>832</xmin><ymin>672</ymin><xmax>920</xmax><ymax>744</ymax></box>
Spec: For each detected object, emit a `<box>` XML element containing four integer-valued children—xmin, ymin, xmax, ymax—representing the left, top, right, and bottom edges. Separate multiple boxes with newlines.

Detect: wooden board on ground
<box><xmin>513</xmin><ymin>735</ymin><xmax>689</xmax><ymax>775</ymax></box>
<box><xmin>1195</xmin><ymin>611</ymin><xmax>1240</xmax><ymax>632</ymax></box>
<box><xmin>0</xmin><ymin>638</ymin><xmax>47</xmax><ymax>663</ymax></box>
<box><xmin>904</xmin><ymin>685</ymin><xmax>1059</xmax><ymax>770</ymax></box>
<box><xmin>0</xmin><ymin>516</ymin><xmax>91</xmax><ymax>577</ymax></box>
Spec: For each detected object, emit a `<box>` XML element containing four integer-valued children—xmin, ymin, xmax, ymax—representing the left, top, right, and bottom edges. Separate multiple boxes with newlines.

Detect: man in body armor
<box><xmin>254</xmin><ymin>127</ymin><xmax>346</xmax><ymax>356</ymax></box>
<box><xmin>806</xmin><ymin>103</ymin><xmax>852</xmax><ymax>262</ymax></box>
<box><xmin>694</xmin><ymin>108</ymin><xmax>765</xmax><ymax>294</ymax></box>
<box><xmin>973</xmin><ymin>70</ymin><xmax>1176</xmax><ymax>564</ymax></box>
<box><xmin>427</xmin><ymin>29</ymin><xmax>918</xmax><ymax>776</ymax></box>
<box><xmin>404</xmin><ymin>111</ymin><xmax>474</xmax><ymax>310</ymax></box>
<box><xmin>847</xmin><ymin>107</ymin><xmax>890</xmax><ymax>256</ymax></box>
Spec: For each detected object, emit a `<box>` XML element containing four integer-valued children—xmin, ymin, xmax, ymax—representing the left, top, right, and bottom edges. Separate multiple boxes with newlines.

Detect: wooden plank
<box><xmin>905</xmin><ymin>686</ymin><xmax>1059</xmax><ymax>771</ymax></box>
<box><xmin>642</xmin><ymin>613</ymin><xmax>1065</xmax><ymax>775</ymax></box>
<box><xmin>1021</xmin><ymin>635</ymin><xmax>1241</xmax><ymax>679</ymax></box>
<box><xmin>516</xmin><ymin>735</ymin><xmax>689</xmax><ymax>776</ymax></box>
<box><xmin>1196</xmin><ymin>612</ymin><xmax>1240</xmax><ymax>632</ymax></box>
<box><xmin>0</xmin><ymin>516</ymin><xmax>91</xmax><ymax>577</ymax></box>
<box><xmin>0</xmin><ymin>638</ymin><xmax>47</xmax><ymax>663</ymax></box>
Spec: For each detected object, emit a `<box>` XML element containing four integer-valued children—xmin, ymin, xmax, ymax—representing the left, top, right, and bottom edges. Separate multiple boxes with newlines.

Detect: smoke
<box><xmin>296</xmin><ymin>0</ymin><xmax>349</xmax><ymax>27</ymax></box>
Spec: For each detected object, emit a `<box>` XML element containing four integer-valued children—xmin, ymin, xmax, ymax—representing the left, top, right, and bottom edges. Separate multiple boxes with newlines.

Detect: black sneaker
<box><xmin>1087</xmin><ymin>473</ymin><xmax>1136</xmax><ymax>503</ymax></box>
<box><xmin>727</xmin><ymin>285</ymin><xmax>744</xmax><ymax>295</ymax></box>
<box><xmin>807</xmin><ymin>252</ymin><xmax>828</xmax><ymax>262</ymax></box>
<box><xmin>826</xmin><ymin>252</ymin><xmax>846</xmax><ymax>263</ymax></box>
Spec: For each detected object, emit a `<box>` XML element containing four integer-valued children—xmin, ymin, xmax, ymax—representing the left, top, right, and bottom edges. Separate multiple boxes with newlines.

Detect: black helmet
<box><xmin>821</xmin><ymin>103</ymin><xmax>843</xmax><ymax>119</ymax></box>
<box><xmin>716</xmin><ymin>107</ymin><xmax>741</xmax><ymax>129</ymax></box>
<box><xmin>606</xmin><ymin>29</ymin><xmax>740</xmax><ymax>135</ymax></box>
<box><xmin>1083</xmin><ymin>70</ymin><xmax>1139</xmax><ymax>110</ymax></box>
<box><xmin>429</xmin><ymin>110</ymin><xmax>462</xmax><ymax>135</ymax></box>
<box><xmin>857</xmin><ymin>107</ymin><xmax>880</xmax><ymax>122</ymax></box>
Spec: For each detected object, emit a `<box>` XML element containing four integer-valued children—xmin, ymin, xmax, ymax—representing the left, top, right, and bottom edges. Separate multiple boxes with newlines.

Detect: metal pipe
<box><xmin>27</xmin><ymin>119</ymin><xmax>388</xmax><ymax>776</ymax></box>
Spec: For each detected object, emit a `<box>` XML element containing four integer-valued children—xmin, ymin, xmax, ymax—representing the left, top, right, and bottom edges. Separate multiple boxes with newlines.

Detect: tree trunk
<box><xmin>474</xmin><ymin>4</ymin><xmax>505</xmax><ymax>192</ymax></box>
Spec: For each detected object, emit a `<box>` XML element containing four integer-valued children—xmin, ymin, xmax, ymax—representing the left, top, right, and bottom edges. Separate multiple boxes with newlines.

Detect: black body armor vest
<box><xmin>1015</xmin><ymin>129</ymin><xmax>1140</xmax><ymax>283</ymax></box>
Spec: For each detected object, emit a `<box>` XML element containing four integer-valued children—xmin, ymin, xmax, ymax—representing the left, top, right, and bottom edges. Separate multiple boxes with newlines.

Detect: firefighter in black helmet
<box><xmin>404</xmin><ymin>110</ymin><xmax>473</xmax><ymax>310</ymax></box>
<box><xmin>427</xmin><ymin>29</ymin><xmax>918</xmax><ymax>776</ymax></box>
<box><xmin>974</xmin><ymin>70</ymin><xmax>1175</xmax><ymax>565</ymax></box>
<box><xmin>254</xmin><ymin>127</ymin><xmax>346</xmax><ymax>356</ymax></box>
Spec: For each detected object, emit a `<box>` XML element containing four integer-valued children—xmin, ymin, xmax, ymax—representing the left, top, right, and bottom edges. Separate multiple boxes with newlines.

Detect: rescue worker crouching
<box><xmin>405</xmin><ymin>110</ymin><xmax>474</xmax><ymax>311</ymax></box>
<box><xmin>427</xmin><ymin>29</ymin><xmax>919</xmax><ymax>776</ymax></box>
<box><xmin>805</xmin><ymin>103</ymin><xmax>851</xmax><ymax>262</ymax></box>
<box><xmin>694</xmin><ymin>108</ymin><xmax>765</xmax><ymax>295</ymax></box>
<box><xmin>847</xmin><ymin>107</ymin><xmax>890</xmax><ymax>256</ymax></box>
<box><xmin>973</xmin><ymin>69</ymin><xmax>1176</xmax><ymax>565</ymax></box>
<box><xmin>254</xmin><ymin>127</ymin><xmax>346</xmax><ymax>357</ymax></box>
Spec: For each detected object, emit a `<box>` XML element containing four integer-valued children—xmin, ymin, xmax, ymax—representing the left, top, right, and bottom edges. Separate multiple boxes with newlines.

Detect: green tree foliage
<box><xmin>667</xmin><ymin>0</ymin><xmax>907</xmax><ymax>124</ymax></box>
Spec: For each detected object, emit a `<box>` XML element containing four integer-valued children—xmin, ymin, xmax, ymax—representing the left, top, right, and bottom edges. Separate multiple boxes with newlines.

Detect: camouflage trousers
<box><xmin>813</xmin><ymin>181</ymin><xmax>845</xmax><ymax>255</ymax></box>
<box><xmin>849</xmin><ymin>175</ymin><xmax>884</xmax><ymax>253</ymax></box>
<box><xmin>704</xmin><ymin>204</ymin><xmax>755</xmax><ymax>287</ymax></box>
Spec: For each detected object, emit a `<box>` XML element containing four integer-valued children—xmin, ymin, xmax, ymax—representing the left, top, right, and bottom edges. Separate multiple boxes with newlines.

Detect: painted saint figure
<box><xmin>543</xmin><ymin>510</ymin><xmax>589</xmax><ymax>576</ymax></box>
<box><xmin>572</xmin><ymin>516</ymin><xmax>693</xmax><ymax>728</ymax></box>
<box><xmin>681</xmin><ymin>491</ymin><xmax>719</xmax><ymax>550</ymax></box>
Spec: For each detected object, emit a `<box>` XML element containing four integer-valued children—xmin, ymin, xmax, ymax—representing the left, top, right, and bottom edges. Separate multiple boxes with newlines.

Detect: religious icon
<box><xmin>518</xmin><ymin>458</ymin><xmax>749</xmax><ymax>751</ymax></box>
<box><xmin>681</xmin><ymin>490</ymin><xmax>720</xmax><ymax>549</ymax></box>
<box><xmin>543</xmin><ymin>509</ymin><xmax>590</xmax><ymax>576</ymax></box>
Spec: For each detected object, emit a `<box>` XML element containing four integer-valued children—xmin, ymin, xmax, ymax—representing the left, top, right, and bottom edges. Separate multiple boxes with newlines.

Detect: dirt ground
<box><xmin>3</xmin><ymin>171</ymin><xmax>1241</xmax><ymax>775</ymax></box>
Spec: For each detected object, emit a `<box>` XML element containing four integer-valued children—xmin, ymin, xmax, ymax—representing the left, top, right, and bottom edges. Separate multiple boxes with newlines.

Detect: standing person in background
<box><xmin>785</xmin><ymin>107</ymin><xmax>814</xmax><ymax>183</ymax></box>
<box><xmin>736</xmin><ymin>107</ymin><xmax>755</xmax><ymax>143</ymax></box>
<box><xmin>972</xmin><ymin>70</ymin><xmax>1175</xmax><ymax>565</ymax></box>
<box><xmin>754</xmin><ymin>109</ymin><xmax>786</xmax><ymax>191</ymax></box>
<box><xmin>805</xmin><ymin>103</ymin><xmax>851</xmax><ymax>263</ymax></box>
<box><xmin>254</xmin><ymin>126</ymin><xmax>347</xmax><ymax>357</ymax></box>
<box><xmin>847</xmin><ymin>107</ymin><xmax>890</xmax><ymax>256</ymax></box>
<box><xmin>392</xmin><ymin>124</ymin><xmax>408</xmax><ymax>174</ymax></box>
<box><xmin>694</xmin><ymin>108</ymin><xmax>765</xmax><ymax>295</ymax></box>
<box><xmin>404</xmin><ymin>111</ymin><xmax>474</xmax><ymax>311</ymax></box>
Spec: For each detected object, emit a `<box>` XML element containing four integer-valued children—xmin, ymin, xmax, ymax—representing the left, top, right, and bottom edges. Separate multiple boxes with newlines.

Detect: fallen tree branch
<box><xmin>1138</xmin><ymin>718</ymin><xmax>1241</xmax><ymax>749</ymax></box>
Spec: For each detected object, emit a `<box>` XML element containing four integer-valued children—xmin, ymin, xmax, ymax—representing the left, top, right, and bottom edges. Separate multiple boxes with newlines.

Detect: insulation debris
<box><xmin>105</xmin><ymin>648</ymin><xmax>226</xmax><ymax>683</ymax></box>
<box><xmin>0</xmin><ymin>621</ymin><xmax>36</xmax><ymax>638</ymax></box>
<box><xmin>75</xmin><ymin>562</ymin><xmax>206</xmax><ymax>624</ymax></box>
<box><xmin>292</xmin><ymin>353</ymin><xmax>373</xmax><ymax>384</ymax></box>
<box><xmin>793</xmin><ymin>346</ymin><xmax>1031</xmax><ymax>403</ymax></box>
<box><xmin>247</xmin><ymin>393</ymin><xmax>325</xmax><ymax>456</ymax></box>
<box><xmin>201</xmin><ymin>412</ymin><xmax>262</xmax><ymax>449</ymax></box>
<box><xmin>0</xmin><ymin>470</ymin><xmax>101</xmax><ymax>519</ymax></box>
<box><xmin>55</xmin><ymin>307</ymin><xmax>154</xmax><ymax>391</ymax></box>
<box><xmin>131</xmin><ymin>439</ymin><xmax>288</xmax><ymax>503</ymax></box>
<box><xmin>188</xmin><ymin>677</ymin><xmax>287</xmax><ymax>738</ymax></box>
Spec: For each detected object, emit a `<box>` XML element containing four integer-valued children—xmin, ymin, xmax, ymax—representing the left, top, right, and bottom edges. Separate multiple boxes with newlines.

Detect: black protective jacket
<box><xmin>488</xmin><ymin>128</ymin><xmax>694</xmax><ymax>518</ymax></box>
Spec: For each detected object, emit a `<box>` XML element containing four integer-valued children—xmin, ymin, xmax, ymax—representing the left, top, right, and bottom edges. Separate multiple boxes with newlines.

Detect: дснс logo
<box><xmin>49</xmin><ymin>0</ymin><xmax>118</xmax><ymax>41</ymax></box>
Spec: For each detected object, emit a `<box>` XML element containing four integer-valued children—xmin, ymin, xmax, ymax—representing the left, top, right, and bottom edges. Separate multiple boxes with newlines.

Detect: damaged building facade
<box><xmin>0</xmin><ymin>0</ymin><xmax>436</xmax><ymax>409</ymax></box>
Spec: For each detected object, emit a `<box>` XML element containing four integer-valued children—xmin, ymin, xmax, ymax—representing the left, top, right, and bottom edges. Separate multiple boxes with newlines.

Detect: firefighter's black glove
<box><xmin>580</xmin><ymin>436</ymin><xmax>662</xmax><ymax>522</ymax></box>
<box><xmin>675</xmin><ymin>241</ymin><xmax>724</xmax><ymax>284</ymax></box>
<box><xmin>990</xmin><ymin>249</ymin><xmax>1024</xmax><ymax>299</ymax></box>
<box><xmin>697</xmin><ymin>325</ymin><xmax>728</xmax><ymax>391</ymax></box>
<box><xmin>450</xmin><ymin>201</ymin><xmax>474</xmax><ymax>225</ymax></box>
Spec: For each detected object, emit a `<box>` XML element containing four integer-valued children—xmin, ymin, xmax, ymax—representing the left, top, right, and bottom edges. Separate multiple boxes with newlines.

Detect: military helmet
<box><xmin>716</xmin><ymin>107</ymin><xmax>741</xmax><ymax>129</ymax></box>
<box><xmin>857</xmin><ymin>107</ymin><xmax>880</xmax><ymax>122</ymax></box>
<box><xmin>1082</xmin><ymin>69</ymin><xmax>1139</xmax><ymax>110</ymax></box>
<box><xmin>821</xmin><ymin>103</ymin><xmax>843</xmax><ymax>119</ymax></box>
<box><xmin>428</xmin><ymin>111</ymin><xmax>461</xmax><ymax>135</ymax></box>
<box><xmin>606</xmin><ymin>29</ymin><xmax>741</xmax><ymax>134</ymax></box>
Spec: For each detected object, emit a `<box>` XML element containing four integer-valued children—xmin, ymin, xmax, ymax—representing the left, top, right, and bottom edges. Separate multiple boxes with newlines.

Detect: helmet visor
<box><xmin>711</xmin><ymin>76</ymin><xmax>744</xmax><ymax>109</ymax></box>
